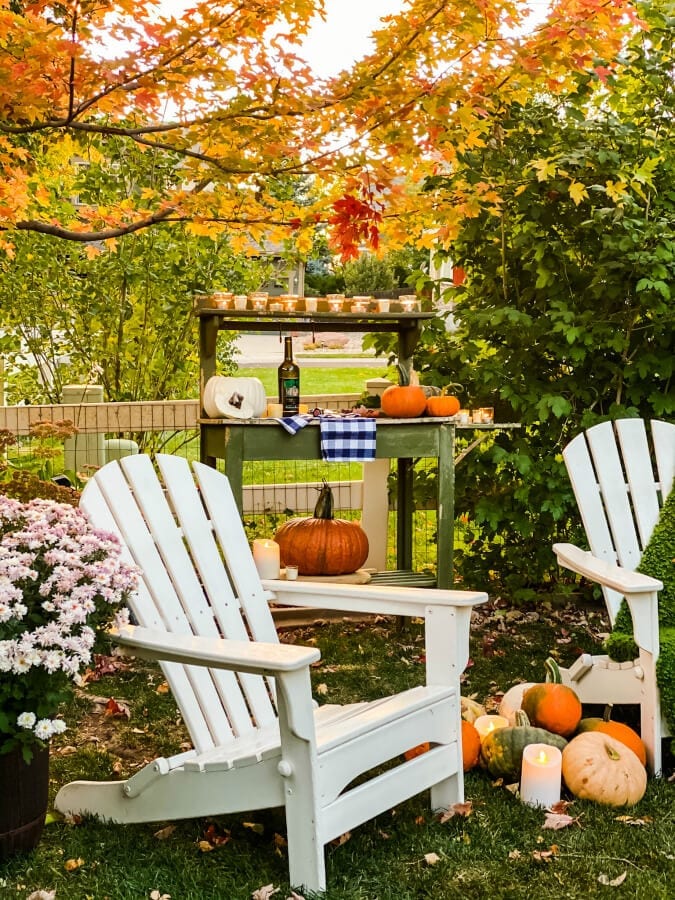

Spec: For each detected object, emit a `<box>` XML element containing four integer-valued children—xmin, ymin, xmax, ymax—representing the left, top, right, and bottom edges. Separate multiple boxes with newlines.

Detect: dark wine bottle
<box><xmin>278</xmin><ymin>335</ymin><xmax>300</xmax><ymax>415</ymax></box>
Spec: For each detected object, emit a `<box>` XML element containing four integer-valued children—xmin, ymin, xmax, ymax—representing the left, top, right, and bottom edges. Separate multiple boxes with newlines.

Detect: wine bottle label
<box><xmin>281</xmin><ymin>378</ymin><xmax>300</xmax><ymax>414</ymax></box>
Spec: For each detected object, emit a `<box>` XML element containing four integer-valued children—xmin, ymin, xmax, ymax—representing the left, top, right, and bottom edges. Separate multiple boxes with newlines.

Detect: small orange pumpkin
<box><xmin>426</xmin><ymin>391</ymin><xmax>460</xmax><ymax>418</ymax></box>
<box><xmin>577</xmin><ymin>707</ymin><xmax>646</xmax><ymax>767</ymax></box>
<box><xmin>404</xmin><ymin>742</ymin><xmax>430</xmax><ymax>761</ymax></box>
<box><xmin>461</xmin><ymin>719</ymin><xmax>481</xmax><ymax>771</ymax></box>
<box><xmin>274</xmin><ymin>480</ymin><xmax>368</xmax><ymax>575</ymax></box>
<box><xmin>521</xmin><ymin>658</ymin><xmax>582</xmax><ymax>738</ymax></box>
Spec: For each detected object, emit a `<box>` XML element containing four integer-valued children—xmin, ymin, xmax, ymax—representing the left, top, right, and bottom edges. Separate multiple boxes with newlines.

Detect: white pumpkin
<box><xmin>203</xmin><ymin>376</ymin><xmax>267</xmax><ymax>418</ymax></box>
<box><xmin>498</xmin><ymin>682</ymin><xmax>535</xmax><ymax>724</ymax></box>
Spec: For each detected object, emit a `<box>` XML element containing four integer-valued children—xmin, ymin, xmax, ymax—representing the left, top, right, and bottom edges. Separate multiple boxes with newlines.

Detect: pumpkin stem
<box><xmin>313</xmin><ymin>478</ymin><xmax>335</xmax><ymax>520</ymax></box>
<box><xmin>514</xmin><ymin>709</ymin><xmax>531</xmax><ymax>727</ymax></box>
<box><xmin>602</xmin><ymin>703</ymin><xmax>614</xmax><ymax>723</ymax></box>
<box><xmin>396</xmin><ymin>363</ymin><xmax>410</xmax><ymax>387</ymax></box>
<box><xmin>544</xmin><ymin>657</ymin><xmax>563</xmax><ymax>684</ymax></box>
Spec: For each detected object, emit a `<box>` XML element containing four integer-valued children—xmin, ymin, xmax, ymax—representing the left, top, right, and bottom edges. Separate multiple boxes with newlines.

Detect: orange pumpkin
<box><xmin>520</xmin><ymin>659</ymin><xmax>582</xmax><ymax>738</ymax></box>
<box><xmin>381</xmin><ymin>384</ymin><xmax>427</xmax><ymax>418</ymax></box>
<box><xmin>274</xmin><ymin>480</ymin><xmax>369</xmax><ymax>576</ymax></box>
<box><xmin>404</xmin><ymin>742</ymin><xmax>430</xmax><ymax>761</ymax></box>
<box><xmin>577</xmin><ymin>710</ymin><xmax>646</xmax><ymax>767</ymax></box>
<box><xmin>461</xmin><ymin>720</ymin><xmax>481</xmax><ymax>771</ymax></box>
<box><xmin>426</xmin><ymin>393</ymin><xmax>460</xmax><ymax>418</ymax></box>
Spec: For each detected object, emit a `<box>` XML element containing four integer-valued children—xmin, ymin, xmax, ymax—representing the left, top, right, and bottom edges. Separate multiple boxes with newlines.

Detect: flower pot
<box><xmin>0</xmin><ymin>745</ymin><xmax>49</xmax><ymax>860</ymax></box>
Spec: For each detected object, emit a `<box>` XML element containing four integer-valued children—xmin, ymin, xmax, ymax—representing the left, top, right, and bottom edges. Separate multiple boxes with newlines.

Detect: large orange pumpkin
<box><xmin>521</xmin><ymin>659</ymin><xmax>582</xmax><ymax>738</ymax></box>
<box><xmin>274</xmin><ymin>480</ymin><xmax>369</xmax><ymax>576</ymax></box>
<box><xmin>381</xmin><ymin>384</ymin><xmax>427</xmax><ymax>418</ymax></box>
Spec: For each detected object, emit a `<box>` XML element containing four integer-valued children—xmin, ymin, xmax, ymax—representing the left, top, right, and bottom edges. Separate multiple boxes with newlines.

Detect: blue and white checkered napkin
<box><xmin>320</xmin><ymin>417</ymin><xmax>377</xmax><ymax>462</ymax></box>
<box><xmin>274</xmin><ymin>414</ymin><xmax>312</xmax><ymax>434</ymax></box>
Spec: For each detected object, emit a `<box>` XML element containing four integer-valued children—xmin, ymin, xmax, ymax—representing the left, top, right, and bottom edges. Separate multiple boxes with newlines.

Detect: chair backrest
<box><xmin>80</xmin><ymin>453</ymin><xmax>280</xmax><ymax>754</ymax></box>
<box><xmin>563</xmin><ymin>419</ymin><xmax>675</xmax><ymax>624</ymax></box>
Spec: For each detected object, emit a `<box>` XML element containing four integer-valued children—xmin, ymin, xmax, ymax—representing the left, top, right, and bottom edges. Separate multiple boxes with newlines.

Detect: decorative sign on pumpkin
<box><xmin>274</xmin><ymin>480</ymin><xmax>369</xmax><ymax>576</ymax></box>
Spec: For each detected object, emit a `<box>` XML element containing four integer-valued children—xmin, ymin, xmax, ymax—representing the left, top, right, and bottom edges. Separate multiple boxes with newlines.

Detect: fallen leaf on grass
<box><xmin>438</xmin><ymin>801</ymin><xmax>473</xmax><ymax>823</ymax></box>
<box><xmin>614</xmin><ymin>815</ymin><xmax>652</xmax><ymax>826</ymax></box>
<box><xmin>197</xmin><ymin>840</ymin><xmax>215</xmax><ymax>852</ymax></box>
<box><xmin>155</xmin><ymin>681</ymin><xmax>170</xmax><ymax>694</ymax></box>
<box><xmin>549</xmin><ymin>800</ymin><xmax>574</xmax><ymax>814</ymax></box>
<box><xmin>251</xmin><ymin>885</ymin><xmax>280</xmax><ymax>899</ymax></box>
<box><xmin>508</xmin><ymin>849</ymin><xmax>522</xmax><ymax>860</ymax></box>
<box><xmin>242</xmin><ymin>821</ymin><xmax>265</xmax><ymax>835</ymax></box>
<box><xmin>153</xmin><ymin>824</ymin><xmax>176</xmax><ymax>840</ymax></box>
<box><xmin>27</xmin><ymin>891</ymin><xmax>56</xmax><ymax>900</ymax></box>
<box><xmin>64</xmin><ymin>857</ymin><xmax>85</xmax><ymax>871</ymax></box>
<box><xmin>532</xmin><ymin>845</ymin><xmax>558</xmax><ymax>863</ymax></box>
<box><xmin>202</xmin><ymin>823</ymin><xmax>231</xmax><ymax>846</ymax></box>
<box><xmin>330</xmin><ymin>831</ymin><xmax>351</xmax><ymax>847</ymax></box>
<box><xmin>104</xmin><ymin>697</ymin><xmax>131</xmax><ymax>718</ymax></box>
<box><xmin>424</xmin><ymin>852</ymin><xmax>441</xmax><ymax>866</ymax></box>
<box><xmin>149</xmin><ymin>891</ymin><xmax>171</xmax><ymax>900</ymax></box>
<box><xmin>315</xmin><ymin>683</ymin><xmax>328</xmax><ymax>696</ymax></box>
<box><xmin>542</xmin><ymin>812</ymin><xmax>580</xmax><ymax>830</ymax></box>
<box><xmin>598</xmin><ymin>871</ymin><xmax>627</xmax><ymax>886</ymax></box>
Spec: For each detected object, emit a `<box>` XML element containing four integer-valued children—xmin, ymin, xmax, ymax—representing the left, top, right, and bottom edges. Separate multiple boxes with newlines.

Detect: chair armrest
<box><xmin>552</xmin><ymin>543</ymin><xmax>663</xmax><ymax>594</ymax></box>
<box><xmin>552</xmin><ymin>543</ymin><xmax>662</xmax><ymax>655</ymax></box>
<box><xmin>110</xmin><ymin>624</ymin><xmax>320</xmax><ymax>674</ymax></box>
<box><xmin>261</xmin><ymin>578</ymin><xmax>487</xmax><ymax>617</ymax></box>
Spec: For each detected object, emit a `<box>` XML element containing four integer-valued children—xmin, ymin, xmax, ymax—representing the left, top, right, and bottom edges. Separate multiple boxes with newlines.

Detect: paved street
<box><xmin>235</xmin><ymin>332</ymin><xmax>388</xmax><ymax>367</ymax></box>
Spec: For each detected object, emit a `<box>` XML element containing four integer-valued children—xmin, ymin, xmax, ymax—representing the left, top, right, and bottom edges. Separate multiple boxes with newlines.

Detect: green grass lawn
<box><xmin>235</xmin><ymin>365</ymin><xmax>395</xmax><ymax>397</ymax></box>
<box><xmin>3</xmin><ymin>602</ymin><xmax>673</xmax><ymax>899</ymax></box>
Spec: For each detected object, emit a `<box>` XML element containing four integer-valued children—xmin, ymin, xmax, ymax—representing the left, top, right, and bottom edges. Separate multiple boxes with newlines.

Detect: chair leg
<box><xmin>639</xmin><ymin>652</ymin><xmax>662</xmax><ymax>776</ymax></box>
<box><xmin>430</xmin><ymin>768</ymin><xmax>463</xmax><ymax>813</ymax></box>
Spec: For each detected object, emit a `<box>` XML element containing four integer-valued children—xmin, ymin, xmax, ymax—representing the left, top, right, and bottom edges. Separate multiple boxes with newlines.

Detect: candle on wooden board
<box><xmin>252</xmin><ymin>539</ymin><xmax>281</xmax><ymax>579</ymax></box>
<box><xmin>520</xmin><ymin>743</ymin><xmax>562</xmax><ymax>808</ymax></box>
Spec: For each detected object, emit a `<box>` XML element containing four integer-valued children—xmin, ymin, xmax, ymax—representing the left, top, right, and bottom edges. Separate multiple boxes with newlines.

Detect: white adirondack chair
<box><xmin>553</xmin><ymin>419</ymin><xmax>674</xmax><ymax>775</ymax></box>
<box><xmin>55</xmin><ymin>454</ymin><xmax>486</xmax><ymax>893</ymax></box>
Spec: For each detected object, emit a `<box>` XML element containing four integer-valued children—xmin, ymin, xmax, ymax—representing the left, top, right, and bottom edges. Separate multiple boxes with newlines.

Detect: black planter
<box><xmin>0</xmin><ymin>744</ymin><xmax>49</xmax><ymax>860</ymax></box>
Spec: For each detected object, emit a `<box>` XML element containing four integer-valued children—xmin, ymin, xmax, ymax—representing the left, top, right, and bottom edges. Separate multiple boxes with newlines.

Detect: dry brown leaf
<box><xmin>424</xmin><ymin>851</ymin><xmax>441</xmax><ymax>866</ymax></box>
<box><xmin>149</xmin><ymin>892</ymin><xmax>171</xmax><ymax>900</ymax></box>
<box><xmin>414</xmin><ymin>815</ymin><xmax>425</xmax><ymax>825</ymax></box>
<box><xmin>197</xmin><ymin>840</ymin><xmax>214</xmax><ymax>852</ymax></box>
<box><xmin>154</xmin><ymin>824</ymin><xmax>176</xmax><ymax>840</ymax></box>
<box><xmin>243</xmin><ymin>821</ymin><xmax>265</xmax><ymax>835</ymax></box>
<box><xmin>103</xmin><ymin>697</ymin><xmax>131</xmax><ymax>719</ymax></box>
<box><xmin>330</xmin><ymin>831</ymin><xmax>351</xmax><ymax>847</ymax></box>
<box><xmin>532</xmin><ymin>845</ymin><xmax>559</xmax><ymax>863</ymax></box>
<box><xmin>614</xmin><ymin>815</ymin><xmax>652</xmax><ymax>826</ymax></box>
<box><xmin>438</xmin><ymin>801</ymin><xmax>473</xmax><ymax>823</ymax></box>
<box><xmin>598</xmin><ymin>872</ymin><xmax>627</xmax><ymax>886</ymax></box>
<box><xmin>251</xmin><ymin>885</ymin><xmax>280</xmax><ymax>900</ymax></box>
<box><xmin>549</xmin><ymin>800</ymin><xmax>574</xmax><ymax>814</ymax></box>
<box><xmin>64</xmin><ymin>857</ymin><xmax>85</xmax><ymax>871</ymax></box>
<box><xmin>508</xmin><ymin>849</ymin><xmax>522</xmax><ymax>860</ymax></box>
<box><xmin>27</xmin><ymin>892</ymin><xmax>56</xmax><ymax>900</ymax></box>
<box><xmin>156</xmin><ymin>681</ymin><xmax>170</xmax><ymax>694</ymax></box>
<box><xmin>315</xmin><ymin>683</ymin><xmax>328</xmax><ymax>696</ymax></box>
<box><xmin>542</xmin><ymin>812</ymin><xmax>579</xmax><ymax>830</ymax></box>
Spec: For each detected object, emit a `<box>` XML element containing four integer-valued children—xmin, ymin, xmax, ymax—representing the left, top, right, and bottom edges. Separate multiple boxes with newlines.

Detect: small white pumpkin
<box><xmin>498</xmin><ymin>682</ymin><xmax>535</xmax><ymax>725</ymax></box>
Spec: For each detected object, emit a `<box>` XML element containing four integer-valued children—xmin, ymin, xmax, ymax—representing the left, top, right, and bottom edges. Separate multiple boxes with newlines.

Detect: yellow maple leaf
<box><xmin>568</xmin><ymin>181</ymin><xmax>588</xmax><ymax>205</ymax></box>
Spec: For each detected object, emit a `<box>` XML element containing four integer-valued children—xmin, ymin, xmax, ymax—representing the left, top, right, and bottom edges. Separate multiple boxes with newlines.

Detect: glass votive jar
<box><xmin>233</xmin><ymin>295</ymin><xmax>248</xmax><ymax>310</ymax></box>
<box><xmin>377</xmin><ymin>298</ymin><xmax>391</xmax><ymax>313</ymax></box>
<box><xmin>212</xmin><ymin>291</ymin><xmax>233</xmax><ymax>309</ymax></box>
<box><xmin>251</xmin><ymin>296</ymin><xmax>268</xmax><ymax>312</ymax></box>
<box><xmin>285</xmin><ymin>564</ymin><xmax>299</xmax><ymax>581</ymax></box>
<box><xmin>326</xmin><ymin>294</ymin><xmax>345</xmax><ymax>312</ymax></box>
<box><xmin>457</xmin><ymin>409</ymin><xmax>471</xmax><ymax>424</ymax></box>
<box><xmin>304</xmin><ymin>297</ymin><xmax>318</xmax><ymax>312</ymax></box>
<box><xmin>268</xmin><ymin>301</ymin><xmax>283</xmax><ymax>312</ymax></box>
<box><xmin>399</xmin><ymin>295</ymin><xmax>419</xmax><ymax>312</ymax></box>
<box><xmin>475</xmin><ymin>407</ymin><xmax>494</xmax><ymax>424</ymax></box>
<box><xmin>281</xmin><ymin>296</ymin><xmax>298</xmax><ymax>312</ymax></box>
<box><xmin>350</xmin><ymin>300</ymin><xmax>368</xmax><ymax>313</ymax></box>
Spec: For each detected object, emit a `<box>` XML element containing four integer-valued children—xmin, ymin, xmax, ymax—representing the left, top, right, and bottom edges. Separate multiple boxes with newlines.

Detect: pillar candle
<box><xmin>252</xmin><ymin>539</ymin><xmax>281</xmax><ymax>579</ymax></box>
<box><xmin>473</xmin><ymin>714</ymin><xmax>509</xmax><ymax>742</ymax></box>
<box><xmin>520</xmin><ymin>743</ymin><xmax>562</xmax><ymax>808</ymax></box>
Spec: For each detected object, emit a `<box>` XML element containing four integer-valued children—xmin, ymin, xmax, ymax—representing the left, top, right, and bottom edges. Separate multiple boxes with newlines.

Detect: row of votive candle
<box><xmin>202</xmin><ymin>292</ymin><xmax>421</xmax><ymax>313</ymax></box>
<box><xmin>473</xmin><ymin>714</ymin><xmax>562</xmax><ymax>808</ymax></box>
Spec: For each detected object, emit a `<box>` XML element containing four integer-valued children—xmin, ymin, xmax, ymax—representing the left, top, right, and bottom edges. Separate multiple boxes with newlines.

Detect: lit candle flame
<box><xmin>536</xmin><ymin>750</ymin><xmax>549</xmax><ymax>765</ymax></box>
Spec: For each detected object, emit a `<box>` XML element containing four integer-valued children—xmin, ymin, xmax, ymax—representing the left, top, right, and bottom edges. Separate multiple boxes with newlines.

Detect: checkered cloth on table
<box><xmin>274</xmin><ymin>414</ymin><xmax>311</xmax><ymax>435</ymax></box>
<box><xmin>320</xmin><ymin>417</ymin><xmax>376</xmax><ymax>462</ymax></box>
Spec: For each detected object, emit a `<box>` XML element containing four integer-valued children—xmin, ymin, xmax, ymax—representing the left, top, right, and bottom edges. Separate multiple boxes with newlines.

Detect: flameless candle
<box><xmin>520</xmin><ymin>743</ymin><xmax>562</xmax><ymax>808</ymax></box>
<box><xmin>304</xmin><ymin>297</ymin><xmax>318</xmax><ymax>312</ymax></box>
<box><xmin>252</xmin><ymin>539</ymin><xmax>280</xmax><ymax>579</ymax></box>
<box><xmin>474</xmin><ymin>714</ymin><xmax>510</xmax><ymax>741</ymax></box>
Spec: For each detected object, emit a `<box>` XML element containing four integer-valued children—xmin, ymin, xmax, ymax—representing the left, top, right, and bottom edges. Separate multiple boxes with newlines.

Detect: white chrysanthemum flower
<box><xmin>34</xmin><ymin>719</ymin><xmax>55</xmax><ymax>740</ymax></box>
<box><xmin>51</xmin><ymin>718</ymin><xmax>67</xmax><ymax>734</ymax></box>
<box><xmin>17</xmin><ymin>711</ymin><xmax>37</xmax><ymax>729</ymax></box>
